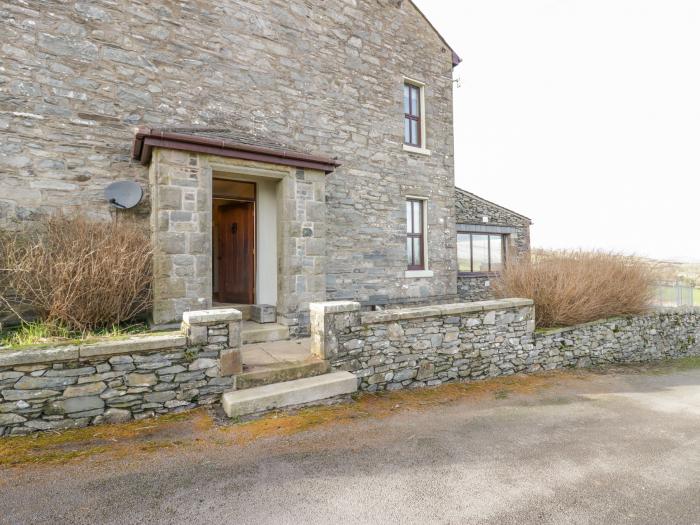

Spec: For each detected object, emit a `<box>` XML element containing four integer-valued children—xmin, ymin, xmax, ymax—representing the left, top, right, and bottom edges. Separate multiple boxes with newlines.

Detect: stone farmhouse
<box><xmin>0</xmin><ymin>0</ymin><xmax>530</xmax><ymax>336</ymax></box>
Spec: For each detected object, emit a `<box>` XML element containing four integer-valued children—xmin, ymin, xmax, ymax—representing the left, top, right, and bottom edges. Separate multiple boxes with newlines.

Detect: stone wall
<box><xmin>1</xmin><ymin>0</ymin><xmax>458</xmax><ymax>311</ymax></box>
<box><xmin>0</xmin><ymin>309</ymin><xmax>242</xmax><ymax>436</ymax></box>
<box><xmin>456</xmin><ymin>275</ymin><xmax>494</xmax><ymax>303</ymax></box>
<box><xmin>455</xmin><ymin>188</ymin><xmax>532</xmax><ymax>302</ymax></box>
<box><xmin>311</xmin><ymin>300</ymin><xmax>700</xmax><ymax>392</ymax></box>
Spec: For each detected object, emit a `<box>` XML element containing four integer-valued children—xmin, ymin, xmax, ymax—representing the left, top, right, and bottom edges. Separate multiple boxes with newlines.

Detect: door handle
<box><xmin>231</xmin><ymin>223</ymin><xmax>238</xmax><ymax>235</ymax></box>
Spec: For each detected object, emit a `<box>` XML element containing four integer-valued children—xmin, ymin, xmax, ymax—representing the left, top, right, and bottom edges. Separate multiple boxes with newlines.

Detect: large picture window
<box><xmin>457</xmin><ymin>233</ymin><xmax>505</xmax><ymax>273</ymax></box>
<box><xmin>406</xmin><ymin>199</ymin><xmax>425</xmax><ymax>270</ymax></box>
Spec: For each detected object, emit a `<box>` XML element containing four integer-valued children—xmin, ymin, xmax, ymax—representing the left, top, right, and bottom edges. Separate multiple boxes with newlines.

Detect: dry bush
<box><xmin>0</xmin><ymin>214</ymin><xmax>152</xmax><ymax>332</ymax></box>
<box><xmin>493</xmin><ymin>250</ymin><xmax>656</xmax><ymax>328</ymax></box>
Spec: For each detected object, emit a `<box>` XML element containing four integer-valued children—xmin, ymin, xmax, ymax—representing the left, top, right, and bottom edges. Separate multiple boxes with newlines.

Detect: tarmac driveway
<box><xmin>1</xmin><ymin>363</ymin><xmax>699</xmax><ymax>524</ymax></box>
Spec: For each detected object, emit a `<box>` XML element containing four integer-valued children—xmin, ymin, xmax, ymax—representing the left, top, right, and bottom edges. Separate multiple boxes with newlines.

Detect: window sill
<box><xmin>458</xmin><ymin>272</ymin><xmax>500</xmax><ymax>278</ymax></box>
<box><xmin>405</xmin><ymin>269</ymin><xmax>434</xmax><ymax>278</ymax></box>
<box><xmin>402</xmin><ymin>144</ymin><xmax>431</xmax><ymax>156</ymax></box>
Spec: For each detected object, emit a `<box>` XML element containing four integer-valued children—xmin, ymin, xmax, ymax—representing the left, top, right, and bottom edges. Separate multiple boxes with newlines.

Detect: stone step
<box><xmin>241</xmin><ymin>322</ymin><xmax>289</xmax><ymax>345</ymax></box>
<box><xmin>213</xmin><ymin>303</ymin><xmax>251</xmax><ymax>321</ymax></box>
<box><xmin>222</xmin><ymin>372</ymin><xmax>358</xmax><ymax>418</ymax></box>
<box><xmin>236</xmin><ymin>358</ymin><xmax>330</xmax><ymax>390</ymax></box>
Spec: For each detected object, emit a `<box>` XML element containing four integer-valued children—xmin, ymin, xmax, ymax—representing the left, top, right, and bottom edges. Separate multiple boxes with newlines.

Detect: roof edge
<box><xmin>131</xmin><ymin>127</ymin><xmax>341</xmax><ymax>174</ymax></box>
<box><xmin>455</xmin><ymin>186</ymin><xmax>533</xmax><ymax>224</ymax></box>
<box><xmin>408</xmin><ymin>0</ymin><xmax>462</xmax><ymax>67</ymax></box>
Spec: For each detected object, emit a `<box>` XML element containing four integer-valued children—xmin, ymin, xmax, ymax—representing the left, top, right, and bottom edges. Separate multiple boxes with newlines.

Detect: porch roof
<box><xmin>131</xmin><ymin>127</ymin><xmax>341</xmax><ymax>174</ymax></box>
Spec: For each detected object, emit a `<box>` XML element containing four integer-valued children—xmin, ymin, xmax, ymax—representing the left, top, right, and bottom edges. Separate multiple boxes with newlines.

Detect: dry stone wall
<box><xmin>311</xmin><ymin>301</ymin><xmax>700</xmax><ymax>392</ymax></box>
<box><xmin>0</xmin><ymin>309</ymin><xmax>242</xmax><ymax>436</ymax></box>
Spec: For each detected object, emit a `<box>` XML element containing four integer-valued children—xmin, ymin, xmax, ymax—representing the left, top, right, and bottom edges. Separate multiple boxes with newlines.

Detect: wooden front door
<box><xmin>217</xmin><ymin>202</ymin><xmax>255</xmax><ymax>304</ymax></box>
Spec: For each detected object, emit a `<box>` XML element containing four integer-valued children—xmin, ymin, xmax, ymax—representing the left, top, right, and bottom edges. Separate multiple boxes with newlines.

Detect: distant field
<box><xmin>655</xmin><ymin>285</ymin><xmax>698</xmax><ymax>307</ymax></box>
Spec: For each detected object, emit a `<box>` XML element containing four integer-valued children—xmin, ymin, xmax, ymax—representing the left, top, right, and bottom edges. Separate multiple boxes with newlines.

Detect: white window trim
<box><xmin>402</xmin><ymin>77</ymin><xmax>431</xmax><ymax>156</ymax></box>
<box><xmin>404</xmin><ymin>195</ymin><xmax>433</xmax><ymax>278</ymax></box>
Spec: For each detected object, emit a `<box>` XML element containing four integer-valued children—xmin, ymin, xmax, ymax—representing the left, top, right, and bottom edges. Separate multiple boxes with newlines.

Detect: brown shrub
<box><xmin>0</xmin><ymin>214</ymin><xmax>152</xmax><ymax>332</ymax></box>
<box><xmin>493</xmin><ymin>250</ymin><xmax>656</xmax><ymax>328</ymax></box>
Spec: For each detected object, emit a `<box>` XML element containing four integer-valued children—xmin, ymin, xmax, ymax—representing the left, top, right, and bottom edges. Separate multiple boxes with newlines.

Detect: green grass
<box><xmin>0</xmin><ymin>321</ymin><xmax>151</xmax><ymax>350</ymax></box>
<box><xmin>655</xmin><ymin>285</ymin><xmax>698</xmax><ymax>306</ymax></box>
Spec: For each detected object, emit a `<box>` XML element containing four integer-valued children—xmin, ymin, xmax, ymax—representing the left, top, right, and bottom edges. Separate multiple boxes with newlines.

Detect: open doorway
<box><xmin>212</xmin><ymin>179</ymin><xmax>256</xmax><ymax>304</ymax></box>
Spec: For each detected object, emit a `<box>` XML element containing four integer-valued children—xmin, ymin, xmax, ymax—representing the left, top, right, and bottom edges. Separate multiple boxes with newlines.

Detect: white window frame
<box><xmin>402</xmin><ymin>77</ymin><xmax>431</xmax><ymax>156</ymax></box>
<box><xmin>405</xmin><ymin>196</ymin><xmax>433</xmax><ymax>278</ymax></box>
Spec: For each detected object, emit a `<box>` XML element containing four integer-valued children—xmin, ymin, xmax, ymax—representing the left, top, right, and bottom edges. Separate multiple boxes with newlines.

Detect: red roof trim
<box><xmin>131</xmin><ymin>128</ymin><xmax>341</xmax><ymax>174</ymax></box>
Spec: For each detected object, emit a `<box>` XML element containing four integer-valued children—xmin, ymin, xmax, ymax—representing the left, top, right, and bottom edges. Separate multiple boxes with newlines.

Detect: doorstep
<box><xmin>237</xmin><ymin>338</ymin><xmax>327</xmax><ymax>389</ymax></box>
<box><xmin>241</xmin><ymin>321</ymin><xmax>289</xmax><ymax>344</ymax></box>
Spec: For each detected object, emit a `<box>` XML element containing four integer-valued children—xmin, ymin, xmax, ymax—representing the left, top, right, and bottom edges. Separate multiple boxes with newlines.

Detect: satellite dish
<box><xmin>105</xmin><ymin>181</ymin><xmax>143</xmax><ymax>209</ymax></box>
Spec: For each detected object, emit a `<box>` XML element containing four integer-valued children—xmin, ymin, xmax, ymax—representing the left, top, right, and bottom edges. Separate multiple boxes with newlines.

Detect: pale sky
<box><xmin>414</xmin><ymin>0</ymin><xmax>700</xmax><ymax>262</ymax></box>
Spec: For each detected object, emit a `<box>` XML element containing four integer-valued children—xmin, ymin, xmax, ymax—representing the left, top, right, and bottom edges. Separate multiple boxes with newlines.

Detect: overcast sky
<box><xmin>414</xmin><ymin>0</ymin><xmax>700</xmax><ymax>262</ymax></box>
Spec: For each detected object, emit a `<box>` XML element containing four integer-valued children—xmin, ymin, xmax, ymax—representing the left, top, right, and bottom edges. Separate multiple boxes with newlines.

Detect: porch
<box><xmin>132</xmin><ymin>127</ymin><xmax>340</xmax><ymax>337</ymax></box>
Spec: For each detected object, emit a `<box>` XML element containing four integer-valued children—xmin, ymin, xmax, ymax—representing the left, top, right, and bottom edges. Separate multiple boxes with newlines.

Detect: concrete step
<box><xmin>236</xmin><ymin>358</ymin><xmax>330</xmax><ymax>390</ymax></box>
<box><xmin>213</xmin><ymin>303</ymin><xmax>251</xmax><ymax>321</ymax></box>
<box><xmin>222</xmin><ymin>371</ymin><xmax>358</xmax><ymax>418</ymax></box>
<box><xmin>241</xmin><ymin>322</ymin><xmax>289</xmax><ymax>345</ymax></box>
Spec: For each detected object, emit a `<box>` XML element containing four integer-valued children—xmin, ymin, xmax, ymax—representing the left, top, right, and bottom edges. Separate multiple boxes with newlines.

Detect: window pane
<box><xmin>472</xmin><ymin>234</ymin><xmax>489</xmax><ymax>272</ymax></box>
<box><xmin>410</xmin><ymin>86</ymin><xmax>419</xmax><ymax>116</ymax></box>
<box><xmin>457</xmin><ymin>234</ymin><xmax>471</xmax><ymax>272</ymax></box>
<box><xmin>412</xmin><ymin>201</ymin><xmax>422</xmax><ymax>233</ymax></box>
<box><xmin>404</xmin><ymin>118</ymin><xmax>411</xmax><ymax>145</ymax></box>
<box><xmin>412</xmin><ymin>237</ymin><xmax>422</xmax><ymax>266</ymax></box>
<box><xmin>490</xmin><ymin>235</ymin><xmax>503</xmax><ymax>272</ymax></box>
<box><xmin>403</xmin><ymin>84</ymin><xmax>410</xmax><ymax>114</ymax></box>
<box><xmin>410</xmin><ymin>120</ymin><xmax>418</xmax><ymax>145</ymax></box>
<box><xmin>406</xmin><ymin>201</ymin><xmax>413</xmax><ymax>233</ymax></box>
<box><xmin>406</xmin><ymin>237</ymin><xmax>413</xmax><ymax>265</ymax></box>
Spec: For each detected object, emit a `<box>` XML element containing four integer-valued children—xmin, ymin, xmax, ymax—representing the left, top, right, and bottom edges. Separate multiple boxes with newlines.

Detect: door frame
<box><xmin>213</xmin><ymin>179</ymin><xmax>257</xmax><ymax>304</ymax></box>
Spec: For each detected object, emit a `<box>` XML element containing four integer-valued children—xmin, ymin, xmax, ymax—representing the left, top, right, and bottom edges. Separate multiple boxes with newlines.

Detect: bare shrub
<box><xmin>493</xmin><ymin>250</ymin><xmax>656</xmax><ymax>328</ymax></box>
<box><xmin>0</xmin><ymin>214</ymin><xmax>152</xmax><ymax>332</ymax></box>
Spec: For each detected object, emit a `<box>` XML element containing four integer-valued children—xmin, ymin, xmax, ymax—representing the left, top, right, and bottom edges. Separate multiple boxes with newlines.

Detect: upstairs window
<box><xmin>457</xmin><ymin>233</ymin><xmax>506</xmax><ymax>273</ymax></box>
<box><xmin>404</xmin><ymin>82</ymin><xmax>422</xmax><ymax>147</ymax></box>
<box><xmin>406</xmin><ymin>198</ymin><xmax>425</xmax><ymax>270</ymax></box>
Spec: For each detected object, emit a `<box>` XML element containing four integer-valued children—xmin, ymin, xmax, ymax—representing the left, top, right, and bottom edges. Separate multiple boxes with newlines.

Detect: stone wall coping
<box><xmin>182</xmin><ymin>308</ymin><xmax>242</xmax><ymax>324</ymax></box>
<box><xmin>0</xmin><ymin>334</ymin><xmax>187</xmax><ymax>368</ymax></box>
<box><xmin>0</xmin><ymin>345</ymin><xmax>80</xmax><ymax>368</ymax></box>
<box><xmin>80</xmin><ymin>334</ymin><xmax>187</xmax><ymax>358</ymax></box>
<box><xmin>309</xmin><ymin>301</ymin><xmax>362</xmax><ymax>314</ymax></box>
<box><xmin>361</xmin><ymin>298</ymin><xmax>534</xmax><ymax>324</ymax></box>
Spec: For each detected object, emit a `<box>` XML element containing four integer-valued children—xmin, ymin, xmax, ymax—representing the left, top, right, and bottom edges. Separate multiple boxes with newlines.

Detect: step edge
<box><xmin>225</xmin><ymin>371</ymin><xmax>356</xmax><ymax>400</ymax></box>
<box><xmin>238</xmin><ymin>360</ymin><xmax>329</xmax><ymax>380</ymax></box>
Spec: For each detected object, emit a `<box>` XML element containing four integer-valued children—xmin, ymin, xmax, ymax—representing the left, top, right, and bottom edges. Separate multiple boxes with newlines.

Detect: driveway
<box><xmin>1</xmin><ymin>362</ymin><xmax>699</xmax><ymax>524</ymax></box>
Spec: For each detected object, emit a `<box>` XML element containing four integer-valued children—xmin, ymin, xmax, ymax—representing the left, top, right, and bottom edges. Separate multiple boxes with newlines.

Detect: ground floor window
<box><xmin>457</xmin><ymin>233</ymin><xmax>506</xmax><ymax>273</ymax></box>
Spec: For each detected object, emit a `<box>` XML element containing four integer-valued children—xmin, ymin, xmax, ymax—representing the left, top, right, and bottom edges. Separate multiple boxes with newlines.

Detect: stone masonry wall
<box><xmin>455</xmin><ymin>188</ymin><xmax>532</xmax><ymax>303</ymax></box>
<box><xmin>1</xmin><ymin>0</ymin><xmax>458</xmax><ymax>310</ymax></box>
<box><xmin>311</xmin><ymin>301</ymin><xmax>700</xmax><ymax>392</ymax></box>
<box><xmin>456</xmin><ymin>275</ymin><xmax>494</xmax><ymax>303</ymax></box>
<box><xmin>0</xmin><ymin>309</ymin><xmax>242</xmax><ymax>436</ymax></box>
